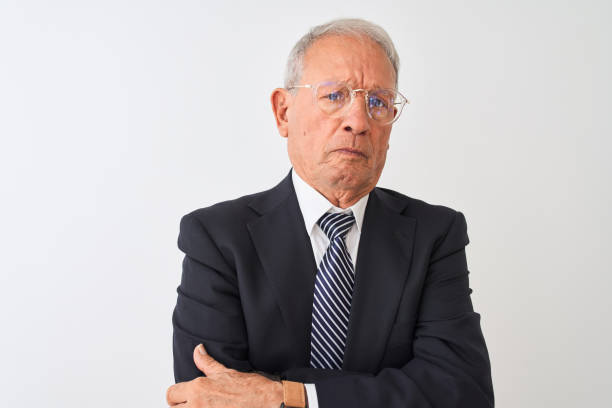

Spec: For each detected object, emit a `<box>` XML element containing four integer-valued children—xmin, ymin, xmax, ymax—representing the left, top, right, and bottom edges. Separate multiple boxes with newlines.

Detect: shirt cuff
<box><xmin>304</xmin><ymin>383</ymin><xmax>319</xmax><ymax>408</ymax></box>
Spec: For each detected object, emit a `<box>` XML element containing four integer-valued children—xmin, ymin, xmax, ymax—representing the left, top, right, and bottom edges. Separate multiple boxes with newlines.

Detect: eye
<box><xmin>368</xmin><ymin>96</ymin><xmax>388</xmax><ymax>109</ymax></box>
<box><xmin>325</xmin><ymin>91</ymin><xmax>344</xmax><ymax>102</ymax></box>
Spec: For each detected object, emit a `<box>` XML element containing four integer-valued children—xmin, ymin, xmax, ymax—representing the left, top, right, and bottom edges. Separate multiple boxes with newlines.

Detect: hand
<box><xmin>166</xmin><ymin>343</ymin><xmax>284</xmax><ymax>407</ymax></box>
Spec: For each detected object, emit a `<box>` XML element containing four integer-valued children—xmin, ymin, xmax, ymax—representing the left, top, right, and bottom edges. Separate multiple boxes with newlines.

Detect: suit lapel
<box><xmin>247</xmin><ymin>170</ymin><xmax>417</xmax><ymax>372</ymax></box>
<box><xmin>246</xmin><ymin>169</ymin><xmax>317</xmax><ymax>365</ymax></box>
<box><xmin>342</xmin><ymin>188</ymin><xmax>417</xmax><ymax>372</ymax></box>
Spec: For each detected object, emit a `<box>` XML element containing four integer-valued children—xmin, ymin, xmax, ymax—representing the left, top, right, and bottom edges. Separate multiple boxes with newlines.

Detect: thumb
<box><xmin>193</xmin><ymin>343</ymin><xmax>229</xmax><ymax>375</ymax></box>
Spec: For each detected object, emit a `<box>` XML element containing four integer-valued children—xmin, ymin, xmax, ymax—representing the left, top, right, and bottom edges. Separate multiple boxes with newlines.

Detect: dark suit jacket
<box><xmin>172</xmin><ymin>168</ymin><xmax>494</xmax><ymax>407</ymax></box>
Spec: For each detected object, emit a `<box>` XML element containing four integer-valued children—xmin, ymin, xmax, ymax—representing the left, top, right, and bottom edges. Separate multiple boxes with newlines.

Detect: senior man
<box><xmin>167</xmin><ymin>18</ymin><xmax>494</xmax><ymax>408</ymax></box>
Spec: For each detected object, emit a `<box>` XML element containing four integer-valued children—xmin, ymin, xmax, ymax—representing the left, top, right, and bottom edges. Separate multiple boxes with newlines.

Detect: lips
<box><xmin>335</xmin><ymin>148</ymin><xmax>366</xmax><ymax>158</ymax></box>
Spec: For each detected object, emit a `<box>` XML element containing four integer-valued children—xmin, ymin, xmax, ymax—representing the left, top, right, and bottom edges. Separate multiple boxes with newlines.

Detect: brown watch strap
<box><xmin>281</xmin><ymin>380</ymin><xmax>306</xmax><ymax>408</ymax></box>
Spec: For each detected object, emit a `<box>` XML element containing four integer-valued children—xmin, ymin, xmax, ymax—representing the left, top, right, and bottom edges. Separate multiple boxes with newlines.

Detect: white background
<box><xmin>1</xmin><ymin>1</ymin><xmax>610</xmax><ymax>406</ymax></box>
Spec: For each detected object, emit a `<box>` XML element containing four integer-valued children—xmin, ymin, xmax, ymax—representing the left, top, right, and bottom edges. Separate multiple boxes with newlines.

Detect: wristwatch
<box><xmin>279</xmin><ymin>380</ymin><xmax>307</xmax><ymax>408</ymax></box>
<box><xmin>252</xmin><ymin>370</ymin><xmax>307</xmax><ymax>408</ymax></box>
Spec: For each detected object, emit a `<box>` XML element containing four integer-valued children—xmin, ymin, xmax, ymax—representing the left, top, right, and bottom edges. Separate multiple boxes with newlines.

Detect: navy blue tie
<box><xmin>309</xmin><ymin>211</ymin><xmax>356</xmax><ymax>369</ymax></box>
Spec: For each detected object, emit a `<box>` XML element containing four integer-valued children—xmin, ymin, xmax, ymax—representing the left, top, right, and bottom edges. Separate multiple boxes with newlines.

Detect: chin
<box><xmin>327</xmin><ymin>166</ymin><xmax>369</xmax><ymax>189</ymax></box>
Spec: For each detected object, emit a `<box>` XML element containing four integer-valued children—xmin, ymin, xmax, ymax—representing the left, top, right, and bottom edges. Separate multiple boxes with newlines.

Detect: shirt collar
<box><xmin>291</xmin><ymin>168</ymin><xmax>370</xmax><ymax>237</ymax></box>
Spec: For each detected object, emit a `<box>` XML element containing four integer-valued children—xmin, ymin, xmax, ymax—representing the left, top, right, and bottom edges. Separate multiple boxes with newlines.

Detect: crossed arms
<box><xmin>170</xmin><ymin>210</ymin><xmax>494</xmax><ymax>407</ymax></box>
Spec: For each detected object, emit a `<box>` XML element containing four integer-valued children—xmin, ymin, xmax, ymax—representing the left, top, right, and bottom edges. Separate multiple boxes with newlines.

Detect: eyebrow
<box><xmin>338</xmin><ymin>79</ymin><xmax>391</xmax><ymax>90</ymax></box>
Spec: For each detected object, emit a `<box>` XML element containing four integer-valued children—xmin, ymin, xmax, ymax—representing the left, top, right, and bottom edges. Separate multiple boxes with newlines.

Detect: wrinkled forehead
<box><xmin>301</xmin><ymin>34</ymin><xmax>396</xmax><ymax>89</ymax></box>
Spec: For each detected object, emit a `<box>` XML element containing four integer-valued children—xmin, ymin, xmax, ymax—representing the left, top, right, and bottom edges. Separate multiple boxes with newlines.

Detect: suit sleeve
<box><xmin>171</xmin><ymin>213</ymin><xmax>254</xmax><ymax>383</ymax></box>
<box><xmin>310</xmin><ymin>211</ymin><xmax>494</xmax><ymax>407</ymax></box>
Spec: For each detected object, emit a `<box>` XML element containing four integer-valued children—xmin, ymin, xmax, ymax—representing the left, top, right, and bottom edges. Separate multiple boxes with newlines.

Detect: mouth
<box><xmin>334</xmin><ymin>148</ymin><xmax>367</xmax><ymax>158</ymax></box>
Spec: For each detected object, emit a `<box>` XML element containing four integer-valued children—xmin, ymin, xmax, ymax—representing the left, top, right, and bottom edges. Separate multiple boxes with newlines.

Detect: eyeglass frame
<box><xmin>286</xmin><ymin>80</ymin><xmax>409</xmax><ymax>125</ymax></box>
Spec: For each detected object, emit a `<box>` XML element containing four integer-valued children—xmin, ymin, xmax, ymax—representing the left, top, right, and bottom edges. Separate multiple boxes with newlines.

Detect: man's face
<box><xmin>283</xmin><ymin>34</ymin><xmax>397</xmax><ymax>196</ymax></box>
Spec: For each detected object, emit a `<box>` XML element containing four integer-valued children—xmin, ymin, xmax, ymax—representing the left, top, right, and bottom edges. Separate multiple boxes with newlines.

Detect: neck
<box><xmin>294</xmin><ymin>168</ymin><xmax>374</xmax><ymax>209</ymax></box>
<box><xmin>317</xmin><ymin>184</ymin><xmax>370</xmax><ymax>208</ymax></box>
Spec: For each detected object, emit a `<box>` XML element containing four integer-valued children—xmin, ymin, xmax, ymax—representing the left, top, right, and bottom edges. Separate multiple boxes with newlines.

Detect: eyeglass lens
<box><xmin>315</xmin><ymin>82</ymin><xmax>399</xmax><ymax>122</ymax></box>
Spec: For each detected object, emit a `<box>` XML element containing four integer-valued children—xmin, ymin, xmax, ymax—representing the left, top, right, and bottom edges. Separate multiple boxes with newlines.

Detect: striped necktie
<box><xmin>309</xmin><ymin>211</ymin><xmax>356</xmax><ymax>370</ymax></box>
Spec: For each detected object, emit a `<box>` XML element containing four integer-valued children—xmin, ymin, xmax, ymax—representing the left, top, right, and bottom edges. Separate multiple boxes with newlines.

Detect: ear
<box><xmin>271</xmin><ymin>88</ymin><xmax>291</xmax><ymax>138</ymax></box>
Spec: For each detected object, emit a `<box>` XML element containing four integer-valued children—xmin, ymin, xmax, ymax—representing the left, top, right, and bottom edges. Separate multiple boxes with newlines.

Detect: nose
<box><xmin>342</xmin><ymin>91</ymin><xmax>371</xmax><ymax>136</ymax></box>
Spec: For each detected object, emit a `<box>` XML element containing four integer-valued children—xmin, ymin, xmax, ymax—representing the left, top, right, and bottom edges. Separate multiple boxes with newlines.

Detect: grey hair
<box><xmin>284</xmin><ymin>18</ymin><xmax>400</xmax><ymax>90</ymax></box>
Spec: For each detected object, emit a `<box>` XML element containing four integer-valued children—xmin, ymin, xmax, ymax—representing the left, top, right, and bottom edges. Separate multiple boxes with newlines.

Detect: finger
<box><xmin>165</xmin><ymin>381</ymin><xmax>191</xmax><ymax>406</ymax></box>
<box><xmin>193</xmin><ymin>343</ymin><xmax>229</xmax><ymax>375</ymax></box>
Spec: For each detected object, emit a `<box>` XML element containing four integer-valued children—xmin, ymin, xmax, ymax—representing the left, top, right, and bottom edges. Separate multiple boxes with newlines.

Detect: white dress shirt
<box><xmin>291</xmin><ymin>168</ymin><xmax>370</xmax><ymax>408</ymax></box>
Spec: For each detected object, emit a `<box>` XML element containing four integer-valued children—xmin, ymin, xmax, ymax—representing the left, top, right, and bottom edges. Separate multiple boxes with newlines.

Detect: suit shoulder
<box><xmin>375</xmin><ymin>186</ymin><xmax>461</xmax><ymax>221</ymax></box>
<box><xmin>376</xmin><ymin>186</ymin><xmax>469</xmax><ymax>252</ymax></box>
<box><xmin>180</xmin><ymin>188</ymin><xmax>269</xmax><ymax>227</ymax></box>
<box><xmin>177</xmin><ymin>187</ymin><xmax>276</xmax><ymax>266</ymax></box>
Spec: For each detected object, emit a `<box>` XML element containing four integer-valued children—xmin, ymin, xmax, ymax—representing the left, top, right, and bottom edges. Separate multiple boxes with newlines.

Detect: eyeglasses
<box><xmin>287</xmin><ymin>80</ymin><xmax>409</xmax><ymax>125</ymax></box>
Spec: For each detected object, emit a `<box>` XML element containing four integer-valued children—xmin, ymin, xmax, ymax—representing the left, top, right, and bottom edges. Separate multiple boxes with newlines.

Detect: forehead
<box><xmin>301</xmin><ymin>34</ymin><xmax>396</xmax><ymax>89</ymax></box>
